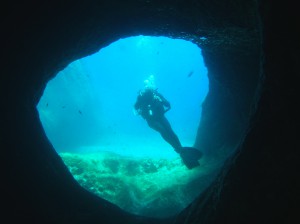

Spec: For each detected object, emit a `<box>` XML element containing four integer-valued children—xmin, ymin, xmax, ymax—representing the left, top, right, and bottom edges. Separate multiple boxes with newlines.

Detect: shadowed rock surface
<box><xmin>1</xmin><ymin>0</ymin><xmax>298</xmax><ymax>223</ymax></box>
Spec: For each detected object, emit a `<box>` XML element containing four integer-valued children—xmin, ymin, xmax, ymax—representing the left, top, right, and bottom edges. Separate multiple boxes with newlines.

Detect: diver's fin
<box><xmin>179</xmin><ymin>147</ymin><xmax>203</xmax><ymax>169</ymax></box>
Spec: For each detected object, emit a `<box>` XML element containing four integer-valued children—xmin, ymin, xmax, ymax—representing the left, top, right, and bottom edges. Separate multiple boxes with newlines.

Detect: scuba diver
<box><xmin>134</xmin><ymin>79</ymin><xmax>182</xmax><ymax>153</ymax></box>
<box><xmin>134</xmin><ymin>75</ymin><xmax>202</xmax><ymax>169</ymax></box>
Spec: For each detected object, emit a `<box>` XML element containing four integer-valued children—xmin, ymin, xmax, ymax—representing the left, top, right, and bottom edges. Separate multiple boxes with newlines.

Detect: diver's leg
<box><xmin>147</xmin><ymin>117</ymin><xmax>182</xmax><ymax>152</ymax></box>
<box><xmin>159</xmin><ymin>116</ymin><xmax>182</xmax><ymax>152</ymax></box>
<box><xmin>146</xmin><ymin>118</ymin><xmax>163</xmax><ymax>133</ymax></box>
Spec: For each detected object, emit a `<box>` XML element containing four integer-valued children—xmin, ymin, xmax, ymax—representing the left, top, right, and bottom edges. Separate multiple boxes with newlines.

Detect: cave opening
<box><xmin>37</xmin><ymin>35</ymin><xmax>214</xmax><ymax>218</ymax></box>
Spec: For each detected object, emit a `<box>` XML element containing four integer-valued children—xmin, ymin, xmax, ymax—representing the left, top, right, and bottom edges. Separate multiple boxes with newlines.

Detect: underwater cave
<box><xmin>37</xmin><ymin>35</ymin><xmax>212</xmax><ymax>218</ymax></box>
<box><xmin>5</xmin><ymin>1</ymin><xmax>297</xmax><ymax>223</ymax></box>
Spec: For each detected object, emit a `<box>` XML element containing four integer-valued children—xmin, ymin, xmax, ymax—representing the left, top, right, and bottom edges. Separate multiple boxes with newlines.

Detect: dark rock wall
<box><xmin>1</xmin><ymin>0</ymin><xmax>298</xmax><ymax>223</ymax></box>
<box><xmin>195</xmin><ymin>46</ymin><xmax>260</xmax><ymax>155</ymax></box>
<box><xmin>175</xmin><ymin>1</ymin><xmax>299</xmax><ymax>223</ymax></box>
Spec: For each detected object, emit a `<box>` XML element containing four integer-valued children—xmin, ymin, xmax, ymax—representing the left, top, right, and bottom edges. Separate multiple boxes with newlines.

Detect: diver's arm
<box><xmin>164</xmin><ymin>104</ymin><xmax>171</xmax><ymax>113</ymax></box>
<box><xmin>156</xmin><ymin>92</ymin><xmax>171</xmax><ymax>112</ymax></box>
<box><xmin>164</xmin><ymin>100</ymin><xmax>171</xmax><ymax>109</ymax></box>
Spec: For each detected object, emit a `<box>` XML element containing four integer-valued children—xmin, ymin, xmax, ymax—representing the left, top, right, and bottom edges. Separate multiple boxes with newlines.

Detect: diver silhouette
<box><xmin>134</xmin><ymin>86</ymin><xmax>183</xmax><ymax>153</ymax></box>
<box><xmin>134</xmin><ymin>75</ymin><xmax>202</xmax><ymax>169</ymax></box>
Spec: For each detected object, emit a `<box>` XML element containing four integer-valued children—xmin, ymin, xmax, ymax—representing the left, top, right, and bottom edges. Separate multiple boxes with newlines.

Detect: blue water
<box><xmin>37</xmin><ymin>35</ymin><xmax>208</xmax><ymax>158</ymax></box>
<box><xmin>36</xmin><ymin>36</ymin><xmax>211</xmax><ymax>217</ymax></box>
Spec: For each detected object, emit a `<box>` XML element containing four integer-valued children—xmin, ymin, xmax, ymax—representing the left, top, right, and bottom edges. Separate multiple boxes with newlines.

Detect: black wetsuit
<box><xmin>134</xmin><ymin>89</ymin><xmax>182</xmax><ymax>152</ymax></box>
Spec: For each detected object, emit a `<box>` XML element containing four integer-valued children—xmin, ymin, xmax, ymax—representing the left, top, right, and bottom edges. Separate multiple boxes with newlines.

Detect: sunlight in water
<box><xmin>37</xmin><ymin>35</ymin><xmax>211</xmax><ymax>218</ymax></box>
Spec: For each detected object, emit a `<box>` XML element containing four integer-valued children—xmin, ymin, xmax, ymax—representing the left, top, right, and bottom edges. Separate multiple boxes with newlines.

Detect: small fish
<box><xmin>78</xmin><ymin>110</ymin><xmax>82</xmax><ymax>115</ymax></box>
<box><xmin>187</xmin><ymin>71</ymin><xmax>194</xmax><ymax>78</ymax></box>
<box><xmin>46</xmin><ymin>103</ymin><xmax>48</xmax><ymax>107</ymax></box>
